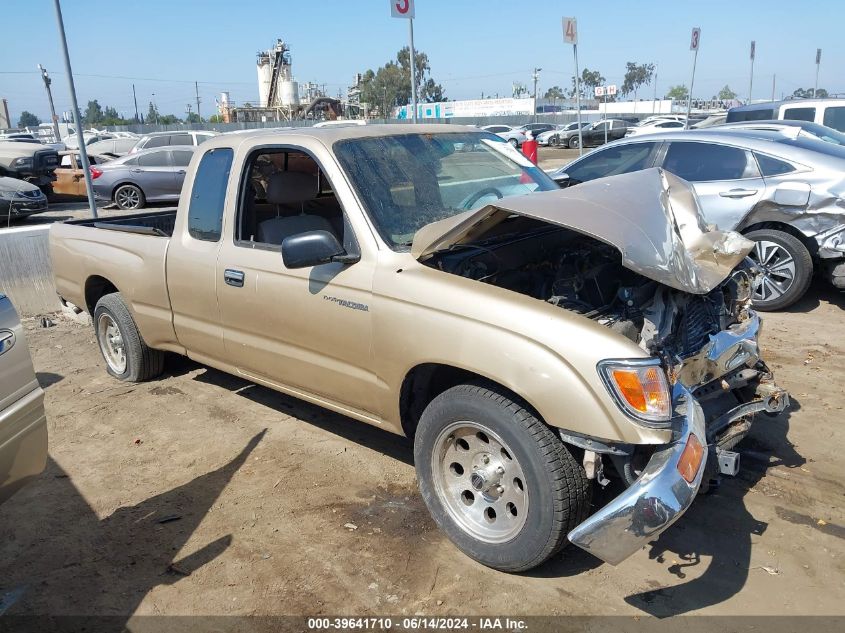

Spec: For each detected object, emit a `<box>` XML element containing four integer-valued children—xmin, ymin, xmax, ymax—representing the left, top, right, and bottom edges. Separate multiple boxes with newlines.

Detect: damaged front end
<box><xmin>415</xmin><ymin>168</ymin><xmax>789</xmax><ymax>564</ymax></box>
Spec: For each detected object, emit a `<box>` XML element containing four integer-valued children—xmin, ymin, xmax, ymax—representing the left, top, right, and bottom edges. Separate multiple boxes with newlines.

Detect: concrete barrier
<box><xmin>0</xmin><ymin>225</ymin><xmax>60</xmax><ymax>317</ymax></box>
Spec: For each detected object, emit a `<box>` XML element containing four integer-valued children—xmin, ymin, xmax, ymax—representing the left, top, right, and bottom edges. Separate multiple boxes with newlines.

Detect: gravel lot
<box><xmin>1</xmin><ymin>145</ymin><xmax>843</xmax><ymax>620</ymax></box>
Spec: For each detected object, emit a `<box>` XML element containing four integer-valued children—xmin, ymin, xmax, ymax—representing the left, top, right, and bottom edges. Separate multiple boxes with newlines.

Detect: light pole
<box><xmin>36</xmin><ymin>65</ymin><xmax>62</xmax><ymax>142</ymax></box>
<box><xmin>51</xmin><ymin>0</ymin><xmax>97</xmax><ymax>219</ymax></box>
<box><xmin>532</xmin><ymin>67</ymin><xmax>542</xmax><ymax>122</ymax></box>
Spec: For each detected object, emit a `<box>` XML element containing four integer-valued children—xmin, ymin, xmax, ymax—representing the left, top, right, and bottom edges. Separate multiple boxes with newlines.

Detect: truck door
<box><xmin>215</xmin><ymin>145</ymin><xmax>378</xmax><ymax>417</ymax></box>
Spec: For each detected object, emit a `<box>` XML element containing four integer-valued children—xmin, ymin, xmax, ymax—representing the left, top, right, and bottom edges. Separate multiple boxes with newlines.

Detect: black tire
<box><xmin>568</xmin><ymin>136</ymin><xmax>580</xmax><ymax>149</ymax></box>
<box><xmin>549</xmin><ymin>135</ymin><xmax>560</xmax><ymax>147</ymax></box>
<box><xmin>93</xmin><ymin>292</ymin><xmax>164</xmax><ymax>382</ymax></box>
<box><xmin>745</xmin><ymin>228</ymin><xmax>813</xmax><ymax>311</ymax></box>
<box><xmin>508</xmin><ymin>138</ymin><xmax>519</xmax><ymax>148</ymax></box>
<box><xmin>414</xmin><ymin>382</ymin><xmax>591</xmax><ymax>572</ymax></box>
<box><xmin>113</xmin><ymin>183</ymin><xmax>145</xmax><ymax>210</ymax></box>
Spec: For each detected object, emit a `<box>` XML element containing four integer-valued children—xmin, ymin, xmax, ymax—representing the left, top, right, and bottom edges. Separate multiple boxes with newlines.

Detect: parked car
<box><xmin>90</xmin><ymin>146</ymin><xmax>195</xmax><ymax>210</ymax></box>
<box><xmin>727</xmin><ymin>98</ymin><xmax>845</xmax><ymax>132</ymax></box>
<box><xmin>691</xmin><ymin>113</ymin><xmax>728</xmax><ymax>129</ymax></box>
<box><xmin>0</xmin><ymin>176</ymin><xmax>49</xmax><ymax>219</ymax></box>
<box><xmin>63</xmin><ymin>132</ymin><xmax>115</xmax><ymax>150</ymax></box>
<box><xmin>0</xmin><ymin>294</ymin><xmax>48</xmax><ymax>505</ymax></box>
<box><xmin>537</xmin><ymin>122</ymin><xmax>589</xmax><ymax>146</ymax></box>
<box><xmin>85</xmin><ymin>137</ymin><xmax>138</xmax><ymax>159</ymax></box>
<box><xmin>625</xmin><ymin>119</ymin><xmax>686</xmax><ymax>137</ymax></box>
<box><xmin>516</xmin><ymin>123</ymin><xmax>557</xmax><ymax>138</ymax></box>
<box><xmin>550</xmin><ymin>129</ymin><xmax>845</xmax><ymax>309</ymax></box>
<box><xmin>129</xmin><ymin>130</ymin><xmax>217</xmax><ymax>154</ymax></box>
<box><xmin>480</xmin><ymin>125</ymin><xmax>526</xmax><ymax>147</ymax></box>
<box><xmin>50</xmin><ymin>124</ymin><xmax>787</xmax><ymax>572</ymax></box>
<box><xmin>716</xmin><ymin>119</ymin><xmax>845</xmax><ymax>146</ymax></box>
<box><xmin>52</xmin><ymin>151</ymin><xmax>112</xmax><ymax>197</ymax></box>
<box><xmin>0</xmin><ymin>140</ymin><xmax>59</xmax><ymax>193</ymax></box>
<box><xmin>638</xmin><ymin>115</ymin><xmax>687</xmax><ymax>126</ymax></box>
<box><xmin>568</xmin><ymin>119</ymin><xmax>628</xmax><ymax>149</ymax></box>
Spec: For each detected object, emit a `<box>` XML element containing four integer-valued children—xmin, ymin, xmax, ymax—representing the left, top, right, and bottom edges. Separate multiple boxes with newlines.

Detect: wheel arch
<box><xmin>111</xmin><ymin>180</ymin><xmax>144</xmax><ymax>202</ymax></box>
<box><xmin>84</xmin><ymin>275</ymin><xmax>120</xmax><ymax>315</ymax></box>
<box><xmin>740</xmin><ymin>220</ymin><xmax>819</xmax><ymax>260</ymax></box>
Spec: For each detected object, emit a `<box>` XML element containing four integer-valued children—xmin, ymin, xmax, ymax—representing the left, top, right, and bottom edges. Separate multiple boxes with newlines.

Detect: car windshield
<box><xmin>334</xmin><ymin>132</ymin><xmax>558</xmax><ymax>250</ymax></box>
<box><xmin>777</xmin><ymin>134</ymin><xmax>845</xmax><ymax>159</ymax></box>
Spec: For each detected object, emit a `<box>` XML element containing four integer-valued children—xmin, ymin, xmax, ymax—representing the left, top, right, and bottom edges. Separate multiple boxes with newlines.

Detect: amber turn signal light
<box><xmin>677</xmin><ymin>434</ymin><xmax>704</xmax><ymax>484</ymax></box>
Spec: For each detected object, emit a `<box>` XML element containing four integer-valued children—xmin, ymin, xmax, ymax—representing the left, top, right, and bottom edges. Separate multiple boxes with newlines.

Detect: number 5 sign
<box><xmin>690</xmin><ymin>27</ymin><xmax>701</xmax><ymax>51</ymax></box>
<box><xmin>390</xmin><ymin>0</ymin><xmax>415</xmax><ymax>19</ymax></box>
<box><xmin>562</xmin><ymin>17</ymin><xmax>577</xmax><ymax>44</ymax></box>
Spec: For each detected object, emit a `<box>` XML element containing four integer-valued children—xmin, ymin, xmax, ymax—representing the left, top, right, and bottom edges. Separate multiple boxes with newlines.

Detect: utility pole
<box><xmin>36</xmin><ymin>64</ymin><xmax>61</xmax><ymax>142</ymax></box>
<box><xmin>51</xmin><ymin>0</ymin><xmax>97</xmax><ymax>219</ymax></box>
<box><xmin>194</xmin><ymin>81</ymin><xmax>201</xmax><ymax>122</ymax></box>
<box><xmin>132</xmin><ymin>83</ymin><xmax>139</xmax><ymax>123</ymax></box>
<box><xmin>185</xmin><ymin>104</ymin><xmax>192</xmax><ymax>123</ymax></box>
<box><xmin>152</xmin><ymin>93</ymin><xmax>159</xmax><ymax>125</ymax></box>
<box><xmin>748</xmin><ymin>41</ymin><xmax>756</xmax><ymax>104</ymax></box>
<box><xmin>685</xmin><ymin>27</ymin><xmax>701</xmax><ymax>130</ymax></box>
<box><xmin>532</xmin><ymin>67</ymin><xmax>542</xmax><ymax>122</ymax></box>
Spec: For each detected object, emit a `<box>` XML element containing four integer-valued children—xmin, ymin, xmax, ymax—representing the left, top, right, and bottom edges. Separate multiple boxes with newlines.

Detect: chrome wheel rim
<box><xmin>97</xmin><ymin>313</ymin><xmax>126</xmax><ymax>374</ymax></box>
<box><xmin>116</xmin><ymin>186</ymin><xmax>140</xmax><ymax>209</ymax></box>
<box><xmin>749</xmin><ymin>240</ymin><xmax>796</xmax><ymax>303</ymax></box>
<box><xmin>431</xmin><ymin>422</ymin><xmax>528</xmax><ymax>544</ymax></box>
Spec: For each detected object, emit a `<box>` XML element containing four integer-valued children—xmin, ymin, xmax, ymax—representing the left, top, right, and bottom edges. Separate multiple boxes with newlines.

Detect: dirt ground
<box><xmin>0</xmin><ymin>277</ymin><xmax>843</xmax><ymax>619</ymax></box>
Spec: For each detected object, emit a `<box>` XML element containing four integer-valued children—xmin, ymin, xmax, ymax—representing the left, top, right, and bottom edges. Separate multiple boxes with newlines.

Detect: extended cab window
<box><xmin>823</xmin><ymin>106</ymin><xmax>845</xmax><ymax>132</ymax></box>
<box><xmin>188</xmin><ymin>147</ymin><xmax>233</xmax><ymax>242</ymax></box>
<box><xmin>663</xmin><ymin>142</ymin><xmax>760</xmax><ymax>181</ymax></box>
<box><xmin>236</xmin><ymin>148</ymin><xmax>354</xmax><ymax>254</ymax></box>
<box><xmin>565</xmin><ymin>142</ymin><xmax>660</xmax><ymax>185</ymax></box>
<box><xmin>783</xmin><ymin>107</ymin><xmax>815</xmax><ymax>122</ymax></box>
<box><xmin>145</xmin><ymin>135</ymin><xmax>169</xmax><ymax>148</ymax></box>
<box><xmin>170</xmin><ymin>134</ymin><xmax>192</xmax><ymax>146</ymax></box>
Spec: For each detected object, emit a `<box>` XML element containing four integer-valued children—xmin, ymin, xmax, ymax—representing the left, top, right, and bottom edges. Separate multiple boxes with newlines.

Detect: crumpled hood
<box><xmin>412</xmin><ymin>167</ymin><xmax>755</xmax><ymax>294</ymax></box>
<box><xmin>0</xmin><ymin>176</ymin><xmax>41</xmax><ymax>193</ymax></box>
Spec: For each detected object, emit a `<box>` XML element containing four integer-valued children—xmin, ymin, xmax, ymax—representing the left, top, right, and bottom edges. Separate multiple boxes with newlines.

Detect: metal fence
<box><xmin>0</xmin><ymin>225</ymin><xmax>59</xmax><ymax>317</ymax></box>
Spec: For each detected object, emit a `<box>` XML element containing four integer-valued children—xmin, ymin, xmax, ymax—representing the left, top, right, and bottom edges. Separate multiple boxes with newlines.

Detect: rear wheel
<box><xmin>568</xmin><ymin>135</ymin><xmax>581</xmax><ymax>149</ymax></box>
<box><xmin>94</xmin><ymin>292</ymin><xmax>164</xmax><ymax>382</ymax></box>
<box><xmin>114</xmin><ymin>184</ymin><xmax>145</xmax><ymax>210</ymax></box>
<box><xmin>745</xmin><ymin>228</ymin><xmax>813</xmax><ymax>311</ymax></box>
<box><xmin>508</xmin><ymin>138</ymin><xmax>519</xmax><ymax>148</ymax></box>
<box><xmin>414</xmin><ymin>382</ymin><xmax>591</xmax><ymax>572</ymax></box>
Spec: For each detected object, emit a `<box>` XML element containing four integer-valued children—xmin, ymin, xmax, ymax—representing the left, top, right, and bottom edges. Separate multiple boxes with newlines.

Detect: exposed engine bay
<box><xmin>423</xmin><ymin>218</ymin><xmax>787</xmax><ymax>484</ymax></box>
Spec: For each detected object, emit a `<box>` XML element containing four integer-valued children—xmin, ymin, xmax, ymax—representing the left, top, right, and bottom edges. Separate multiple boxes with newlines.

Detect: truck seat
<box><xmin>257</xmin><ymin>171</ymin><xmax>334</xmax><ymax>245</ymax></box>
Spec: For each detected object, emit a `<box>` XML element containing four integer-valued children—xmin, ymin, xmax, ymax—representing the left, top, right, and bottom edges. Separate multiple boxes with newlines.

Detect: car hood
<box><xmin>411</xmin><ymin>168</ymin><xmax>755</xmax><ymax>294</ymax></box>
<box><xmin>0</xmin><ymin>176</ymin><xmax>41</xmax><ymax>193</ymax></box>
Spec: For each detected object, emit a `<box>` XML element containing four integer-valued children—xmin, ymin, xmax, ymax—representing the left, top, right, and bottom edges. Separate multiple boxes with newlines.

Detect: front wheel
<box><xmin>568</xmin><ymin>136</ymin><xmax>581</xmax><ymax>149</ymax></box>
<box><xmin>746</xmin><ymin>228</ymin><xmax>813</xmax><ymax>311</ymax></box>
<box><xmin>414</xmin><ymin>382</ymin><xmax>591</xmax><ymax>572</ymax></box>
<box><xmin>94</xmin><ymin>292</ymin><xmax>164</xmax><ymax>382</ymax></box>
<box><xmin>508</xmin><ymin>138</ymin><xmax>519</xmax><ymax>148</ymax></box>
<box><xmin>114</xmin><ymin>183</ymin><xmax>145</xmax><ymax>210</ymax></box>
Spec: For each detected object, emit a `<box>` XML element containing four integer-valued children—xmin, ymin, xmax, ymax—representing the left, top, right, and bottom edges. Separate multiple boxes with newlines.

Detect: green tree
<box><xmin>185</xmin><ymin>112</ymin><xmax>202</xmax><ymax>124</ymax></box>
<box><xmin>17</xmin><ymin>111</ymin><xmax>40</xmax><ymax>127</ymax></box>
<box><xmin>158</xmin><ymin>114</ymin><xmax>179</xmax><ymax>125</ymax></box>
<box><xmin>544</xmin><ymin>85</ymin><xmax>565</xmax><ymax>109</ymax></box>
<box><xmin>208</xmin><ymin>114</ymin><xmax>224</xmax><ymax>123</ymax></box>
<box><xmin>146</xmin><ymin>101</ymin><xmax>159</xmax><ymax>124</ymax></box>
<box><xmin>621</xmin><ymin>62</ymin><xmax>656</xmax><ymax>101</ymax></box>
<box><xmin>360</xmin><ymin>47</ymin><xmax>447</xmax><ymax>115</ymax></box>
<box><xmin>792</xmin><ymin>87</ymin><xmax>828</xmax><ymax>98</ymax></box>
<box><xmin>568</xmin><ymin>69</ymin><xmax>605</xmax><ymax>100</ymax></box>
<box><xmin>101</xmin><ymin>105</ymin><xmax>128</xmax><ymax>126</ymax></box>
<box><xmin>717</xmin><ymin>85</ymin><xmax>738</xmax><ymax>100</ymax></box>
<box><xmin>83</xmin><ymin>99</ymin><xmax>103</xmax><ymax>126</ymax></box>
<box><xmin>666</xmin><ymin>84</ymin><xmax>689</xmax><ymax>100</ymax></box>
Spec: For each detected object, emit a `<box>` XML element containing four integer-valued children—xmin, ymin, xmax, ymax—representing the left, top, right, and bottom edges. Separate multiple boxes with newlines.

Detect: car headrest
<box><xmin>266</xmin><ymin>171</ymin><xmax>318</xmax><ymax>205</ymax></box>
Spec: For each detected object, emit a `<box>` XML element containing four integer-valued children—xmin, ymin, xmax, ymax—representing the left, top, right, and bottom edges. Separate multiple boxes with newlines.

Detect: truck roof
<box><xmin>209</xmin><ymin>123</ymin><xmax>478</xmax><ymax>148</ymax></box>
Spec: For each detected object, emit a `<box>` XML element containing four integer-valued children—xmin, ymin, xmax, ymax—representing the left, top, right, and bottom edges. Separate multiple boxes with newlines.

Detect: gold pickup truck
<box><xmin>49</xmin><ymin>124</ymin><xmax>788</xmax><ymax>571</ymax></box>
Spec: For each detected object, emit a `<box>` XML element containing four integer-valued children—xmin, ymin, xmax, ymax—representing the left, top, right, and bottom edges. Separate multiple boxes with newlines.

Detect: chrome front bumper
<box><xmin>567</xmin><ymin>384</ymin><xmax>706</xmax><ymax>565</ymax></box>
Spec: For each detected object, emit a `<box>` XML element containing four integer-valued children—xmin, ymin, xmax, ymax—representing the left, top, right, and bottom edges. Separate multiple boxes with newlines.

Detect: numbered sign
<box><xmin>607</xmin><ymin>84</ymin><xmax>618</xmax><ymax>96</ymax></box>
<box><xmin>750</xmin><ymin>40</ymin><xmax>756</xmax><ymax>61</ymax></box>
<box><xmin>690</xmin><ymin>27</ymin><xmax>701</xmax><ymax>51</ymax></box>
<box><xmin>390</xmin><ymin>0</ymin><xmax>415</xmax><ymax>19</ymax></box>
<box><xmin>594</xmin><ymin>86</ymin><xmax>605</xmax><ymax>97</ymax></box>
<box><xmin>816</xmin><ymin>48</ymin><xmax>822</xmax><ymax>64</ymax></box>
<box><xmin>562</xmin><ymin>17</ymin><xmax>577</xmax><ymax>44</ymax></box>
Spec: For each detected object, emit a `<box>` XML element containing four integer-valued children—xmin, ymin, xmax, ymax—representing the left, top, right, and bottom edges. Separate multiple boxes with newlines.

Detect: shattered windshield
<box><xmin>334</xmin><ymin>132</ymin><xmax>557</xmax><ymax>250</ymax></box>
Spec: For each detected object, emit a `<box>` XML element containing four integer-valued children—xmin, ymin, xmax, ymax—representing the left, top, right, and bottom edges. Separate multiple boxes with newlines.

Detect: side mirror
<box><xmin>281</xmin><ymin>230</ymin><xmax>349</xmax><ymax>269</ymax></box>
<box><xmin>551</xmin><ymin>171</ymin><xmax>571</xmax><ymax>187</ymax></box>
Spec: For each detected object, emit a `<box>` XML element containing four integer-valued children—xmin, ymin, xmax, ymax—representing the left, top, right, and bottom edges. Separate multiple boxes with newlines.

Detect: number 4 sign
<box><xmin>562</xmin><ymin>17</ymin><xmax>577</xmax><ymax>44</ymax></box>
<box><xmin>390</xmin><ymin>0</ymin><xmax>415</xmax><ymax>19</ymax></box>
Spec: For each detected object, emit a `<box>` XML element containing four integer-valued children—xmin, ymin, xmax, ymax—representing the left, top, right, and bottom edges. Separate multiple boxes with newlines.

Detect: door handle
<box><xmin>130</xmin><ymin>168</ymin><xmax>144</xmax><ymax>173</ymax></box>
<box><xmin>719</xmin><ymin>188</ymin><xmax>758</xmax><ymax>198</ymax></box>
<box><xmin>0</xmin><ymin>330</ymin><xmax>14</xmax><ymax>356</ymax></box>
<box><xmin>224</xmin><ymin>269</ymin><xmax>245</xmax><ymax>287</ymax></box>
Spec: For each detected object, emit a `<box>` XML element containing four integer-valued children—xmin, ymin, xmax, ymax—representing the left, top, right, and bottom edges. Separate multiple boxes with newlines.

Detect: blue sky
<box><xmin>1</xmin><ymin>0</ymin><xmax>842</xmax><ymax>123</ymax></box>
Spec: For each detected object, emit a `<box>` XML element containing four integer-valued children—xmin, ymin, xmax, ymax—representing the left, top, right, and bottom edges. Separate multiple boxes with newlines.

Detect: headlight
<box><xmin>597</xmin><ymin>359</ymin><xmax>672</xmax><ymax>426</ymax></box>
<box><xmin>11</xmin><ymin>157</ymin><xmax>33</xmax><ymax>168</ymax></box>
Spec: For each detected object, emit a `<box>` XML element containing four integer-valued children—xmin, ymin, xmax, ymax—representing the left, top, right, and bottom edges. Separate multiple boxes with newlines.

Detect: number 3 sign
<box><xmin>390</xmin><ymin>0</ymin><xmax>415</xmax><ymax>19</ymax></box>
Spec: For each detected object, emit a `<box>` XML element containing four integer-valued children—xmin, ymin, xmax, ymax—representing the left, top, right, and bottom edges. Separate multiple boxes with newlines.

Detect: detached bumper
<box><xmin>567</xmin><ymin>384</ymin><xmax>706</xmax><ymax>565</ymax></box>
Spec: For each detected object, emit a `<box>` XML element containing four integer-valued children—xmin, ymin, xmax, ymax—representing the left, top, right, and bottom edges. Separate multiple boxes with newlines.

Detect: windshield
<box><xmin>334</xmin><ymin>132</ymin><xmax>558</xmax><ymax>250</ymax></box>
<box><xmin>777</xmin><ymin>134</ymin><xmax>845</xmax><ymax>159</ymax></box>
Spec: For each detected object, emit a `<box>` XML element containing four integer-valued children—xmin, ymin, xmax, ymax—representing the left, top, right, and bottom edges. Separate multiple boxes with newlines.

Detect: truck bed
<box><xmin>66</xmin><ymin>210</ymin><xmax>176</xmax><ymax>237</ymax></box>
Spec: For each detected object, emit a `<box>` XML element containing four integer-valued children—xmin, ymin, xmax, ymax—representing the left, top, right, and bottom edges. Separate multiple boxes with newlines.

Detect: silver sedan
<box><xmin>90</xmin><ymin>146</ymin><xmax>196</xmax><ymax>210</ymax></box>
<box><xmin>550</xmin><ymin>129</ymin><xmax>845</xmax><ymax>310</ymax></box>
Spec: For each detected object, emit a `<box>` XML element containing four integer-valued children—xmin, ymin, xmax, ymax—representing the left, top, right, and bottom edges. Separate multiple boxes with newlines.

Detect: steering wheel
<box><xmin>462</xmin><ymin>187</ymin><xmax>505</xmax><ymax>210</ymax></box>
